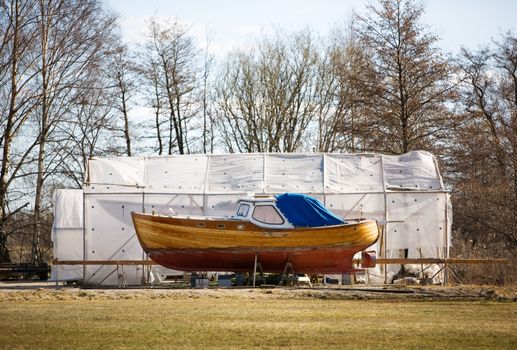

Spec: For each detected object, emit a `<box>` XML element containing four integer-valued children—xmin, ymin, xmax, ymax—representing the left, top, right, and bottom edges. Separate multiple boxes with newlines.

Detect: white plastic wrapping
<box><xmin>81</xmin><ymin>194</ymin><xmax>144</xmax><ymax>285</ymax></box>
<box><xmin>87</xmin><ymin>157</ymin><xmax>145</xmax><ymax>187</ymax></box>
<box><xmin>265</xmin><ymin>154</ymin><xmax>323</xmax><ymax>193</ymax></box>
<box><xmin>386</xmin><ymin>192</ymin><xmax>448</xmax><ymax>249</ymax></box>
<box><xmin>325</xmin><ymin>154</ymin><xmax>384</xmax><ymax>192</ymax></box>
<box><xmin>325</xmin><ymin>193</ymin><xmax>385</xmax><ymax>221</ymax></box>
<box><xmin>144</xmin><ymin>194</ymin><xmax>204</xmax><ymax>216</ymax></box>
<box><xmin>208</xmin><ymin>154</ymin><xmax>264</xmax><ymax>193</ymax></box>
<box><xmin>52</xmin><ymin>151</ymin><xmax>451</xmax><ymax>285</ymax></box>
<box><xmin>86</xmin><ymin>151</ymin><xmax>445</xmax><ymax>193</ymax></box>
<box><xmin>53</xmin><ymin>189</ymin><xmax>83</xmax><ymax>228</ymax></box>
<box><xmin>145</xmin><ymin>155</ymin><xmax>208</xmax><ymax>193</ymax></box>
<box><xmin>84</xmin><ymin>194</ymin><xmax>143</xmax><ymax>260</ymax></box>
<box><xmin>383</xmin><ymin>152</ymin><xmax>443</xmax><ymax>190</ymax></box>
<box><xmin>50</xmin><ymin>189</ymin><xmax>83</xmax><ymax>281</ymax></box>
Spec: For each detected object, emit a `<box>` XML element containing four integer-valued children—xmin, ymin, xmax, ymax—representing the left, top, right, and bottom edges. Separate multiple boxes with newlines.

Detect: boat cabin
<box><xmin>234</xmin><ymin>193</ymin><xmax>346</xmax><ymax>229</ymax></box>
<box><xmin>234</xmin><ymin>197</ymin><xmax>294</xmax><ymax>229</ymax></box>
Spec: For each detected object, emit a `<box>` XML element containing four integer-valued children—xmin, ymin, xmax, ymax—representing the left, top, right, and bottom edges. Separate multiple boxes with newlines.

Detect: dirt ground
<box><xmin>0</xmin><ymin>280</ymin><xmax>515</xmax><ymax>302</ymax></box>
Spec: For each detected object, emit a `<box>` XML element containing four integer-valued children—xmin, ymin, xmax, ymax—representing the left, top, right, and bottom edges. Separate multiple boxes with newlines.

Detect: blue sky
<box><xmin>106</xmin><ymin>0</ymin><xmax>516</xmax><ymax>55</ymax></box>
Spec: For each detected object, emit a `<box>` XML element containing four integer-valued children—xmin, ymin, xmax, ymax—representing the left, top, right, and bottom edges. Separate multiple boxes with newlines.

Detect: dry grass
<box><xmin>0</xmin><ymin>287</ymin><xmax>516</xmax><ymax>349</ymax></box>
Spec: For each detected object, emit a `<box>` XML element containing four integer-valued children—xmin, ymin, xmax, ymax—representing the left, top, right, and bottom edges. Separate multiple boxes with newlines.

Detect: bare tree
<box><xmin>107</xmin><ymin>42</ymin><xmax>138</xmax><ymax>156</ymax></box>
<box><xmin>29</xmin><ymin>0</ymin><xmax>116</xmax><ymax>264</ymax></box>
<box><xmin>0</xmin><ymin>0</ymin><xmax>117</xmax><ymax>263</ymax></box>
<box><xmin>355</xmin><ymin>0</ymin><xmax>457</xmax><ymax>154</ymax></box>
<box><xmin>201</xmin><ymin>36</ymin><xmax>215</xmax><ymax>154</ymax></box>
<box><xmin>142</xmin><ymin>18</ymin><xmax>200</xmax><ymax>155</ymax></box>
<box><xmin>139</xmin><ymin>53</ymin><xmax>165</xmax><ymax>154</ymax></box>
<box><xmin>452</xmin><ymin>32</ymin><xmax>517</xmax><ymax>252</ymax></box>
<box><xmin>216</xmin><ymin>30</ymin><xmax>319</xmax><ymax>153</ymax></box>
<box><xmin>57</xmin><ymin>62</ymin><xmax>119</xmax><ymax>188</ymax></box>
<box><xmin>0</xmin><ymin>0</ymin><xmax>40</xmax><ymax>263</ymax></box>
<box><xmin>314</xmin><ymin>22</ymin><xmax>379</xmax><ymax>152</ymax></box>
<box><xmin>493</xmin><ymin>33</ymin><xmax>517</xmax><ymax>192</ymax></box>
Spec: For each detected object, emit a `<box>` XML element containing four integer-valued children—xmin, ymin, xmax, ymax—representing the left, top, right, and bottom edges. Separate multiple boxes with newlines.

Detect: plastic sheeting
<box><xmin>86</xmin><ymin>151</ymin><xmax>445</xmax><ymax>194</ymax></box>
<box><xmin>88</xmin><ymin>157</ymin><xmax>145</xmax><ymax>187</ymax></box>
<box><xmin>51</xmin><ymin>151</ymin><xmax>451</xmax><ymax>285</ymax></box>
<box><xmin>50</xmin><ymin>189</ymin><xmax>83</xmax><ymax>282</ymax></box>
<box><xmin>383</xmin><ymin>152</ymin><xmax>443</xmax><ymax>190</ymax></box>
<box><xmin>275</xmin><ymin>193</ymin><xmax>345</xmax><ymax>227</ymax></box>
<box><xmin>53</xmin><ymin>189</ymin><xmax>83</xmax><ymax>228</ymax></box>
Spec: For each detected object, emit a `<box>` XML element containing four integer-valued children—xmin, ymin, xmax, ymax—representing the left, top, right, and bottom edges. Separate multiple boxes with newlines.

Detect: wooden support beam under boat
<box><xmin>52</xmin><ymin>258</ymin><xmax>510</xmax><ymax>266</ymax></box>
<box><xmin>366</xmin><ymin>258</ymin><xmax>510</xmax><ymax>265</ymax></box>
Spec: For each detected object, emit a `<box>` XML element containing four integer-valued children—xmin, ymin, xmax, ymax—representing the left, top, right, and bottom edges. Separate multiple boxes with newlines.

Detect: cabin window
<box><xmin>252</xmin><ymin>205</ymin><xmax>284</xmax><ymax>225</ymax></box>
<box><xmin>236</xmin><ymin>203</ymin><xmax>250</xmax><ymax>217</ymax></box>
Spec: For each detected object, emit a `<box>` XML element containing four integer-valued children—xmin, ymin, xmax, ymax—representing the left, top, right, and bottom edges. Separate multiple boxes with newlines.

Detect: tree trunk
<box><xmin>0</xmin><ymin>112</ymin><xmax>14</xmax><ymax>263</ymax></box>
<box><xmin>175</xmin><ymin>93</ymin><xmax>184</xmax><ymax>154</ymax></box>
<box><xmin>32</xmin><ymin>0</ymin><xmax>49</xmax><ymax>266</ymax></box>
<box><xmin>0</xmin><ymin>0</ymin><xmax>22</xmax><ymax>263</ymax></box>
<box><xmin>154</xmin><ymin>84</ymin><xmax>163</xmax><ymax>155</ymax></box>
<box><xmin>121</xmin><ymin>90</ymin><xmax>132</xmax><ymax>156</ymax></box>
<box><xmin>161</xmin><ymin>59</ymin><xmax>181</xmax><ymax>155</ymax></box>
<box><xmin>32</xmin><ymin>138</ymin><xmax>45</xmax><ymax>265</ymax></box>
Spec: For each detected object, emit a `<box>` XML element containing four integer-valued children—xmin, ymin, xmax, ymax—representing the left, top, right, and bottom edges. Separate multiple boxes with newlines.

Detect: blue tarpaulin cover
<box><xmin>275</xmin><ymin>193</ymin><xmax>345</xmax><ymax>227</ymax></box>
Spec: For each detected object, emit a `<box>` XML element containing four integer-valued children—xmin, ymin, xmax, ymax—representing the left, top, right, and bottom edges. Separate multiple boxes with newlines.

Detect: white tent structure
<box><xmin>51</xmin><ymin>151</ymin><xmax>451</xmax><ymax>286</ymax></box>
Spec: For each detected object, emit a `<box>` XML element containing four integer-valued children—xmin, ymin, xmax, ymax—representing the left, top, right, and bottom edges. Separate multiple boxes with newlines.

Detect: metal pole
<box><xmin>142</xmin><ymin>190</ymin><xmax>147</xmax><ymax>285</ymax></box>
<box><xmin>253</xmin><ymin>253</ymin><xmax>258</xmax><ymax>287</ymax></box>
<box><xmin>379</xmin><ymin>155</ymin><xmax>388</xmax><ymax>284</ymax></box>
<box><xmin>203</xmin><ymin>155</ymin><xmax>211</xmax><ymax>215</ymax></box>
<box><xmin>322</xmin><ymin>153</ymin><xmax>327</xmax><ymax>206</ymax></box>
<box><xmin>443</xmin><ymin>192</ymin><xmax>450</xmax><ymax>285</ymax></box>
<box><xmin>82</xmin><ymin>191</ymin><xmax>86</xmax><ymax>285</ymax></box>
<box><xmin>262</xmin><ymin>153</ymin><xmax>267</xmax><ymax>194</ymax></box>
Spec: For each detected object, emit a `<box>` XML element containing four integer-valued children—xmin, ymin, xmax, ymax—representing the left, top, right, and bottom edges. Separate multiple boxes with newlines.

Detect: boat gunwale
<box><xmin>131</xmin><ymin>211</ymin><xmax>376</xmax><ymax>232</ymax></box>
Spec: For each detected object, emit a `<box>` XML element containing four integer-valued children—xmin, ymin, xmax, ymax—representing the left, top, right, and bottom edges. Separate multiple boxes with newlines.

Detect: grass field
<box><xmin>0</xmin><ymin>287</ymin><xmax>516</xmax><ymax>349</ymax></box>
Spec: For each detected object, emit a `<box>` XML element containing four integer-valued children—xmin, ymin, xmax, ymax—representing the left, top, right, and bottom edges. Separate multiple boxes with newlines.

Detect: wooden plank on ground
<box><xmin>52</xmin><ymin>259</ymin><xmax>155</xmax><ymax>265</ymax></box>
<box><xmin>365</xmin><ymin>258</ymin><xmax>510</xmax><ymax>265</ymax></box>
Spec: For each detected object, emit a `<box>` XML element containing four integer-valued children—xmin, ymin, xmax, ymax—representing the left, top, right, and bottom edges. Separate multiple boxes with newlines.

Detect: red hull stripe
<box><xmin>148</xmin><ymin>247</ymin><xmax>362</xmax><ymax>274</ymax></box>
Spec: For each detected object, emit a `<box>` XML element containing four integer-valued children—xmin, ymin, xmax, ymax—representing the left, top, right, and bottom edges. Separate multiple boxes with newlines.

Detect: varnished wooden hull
<box><xmin>131</xmin><ymin>212</ymin><xmax>379</xmax><ymax>274</ymax></box>
<box><xmin>149</xmin><ymin>248</ymin><xmax>361</xmax><ymax>273</ymax></box>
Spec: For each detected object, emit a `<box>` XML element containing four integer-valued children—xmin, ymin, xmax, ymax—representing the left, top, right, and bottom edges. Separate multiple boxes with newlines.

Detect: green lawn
<box><xmin>0</xmin><ymin>290</ymin><xmax>515</xmax><ymax>349</ymax></box>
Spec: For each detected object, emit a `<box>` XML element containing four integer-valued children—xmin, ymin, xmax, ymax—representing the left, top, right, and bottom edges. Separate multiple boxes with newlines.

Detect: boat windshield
<box><xmin>252</xmin><ymin>205</ymin><xmax>284</xmax><ymax>225</ymax></box>
<box><xmin>236</xmin><ymin>203</ymin><xmax>250</xmax><ymax>217</ymax></box>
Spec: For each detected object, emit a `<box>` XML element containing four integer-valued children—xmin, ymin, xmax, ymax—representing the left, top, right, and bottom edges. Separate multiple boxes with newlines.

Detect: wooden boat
<box><xmin>131</xmin><ymin>193</ymin><xmax>379</xmax><ymax>274</ymax></box>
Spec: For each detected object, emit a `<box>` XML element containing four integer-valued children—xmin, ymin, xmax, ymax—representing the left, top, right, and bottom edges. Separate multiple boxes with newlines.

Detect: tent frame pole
<box><xmin>379</xmin><ymin>155</ymin><xmax>388</xmax><ymax>284</ymax></box>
